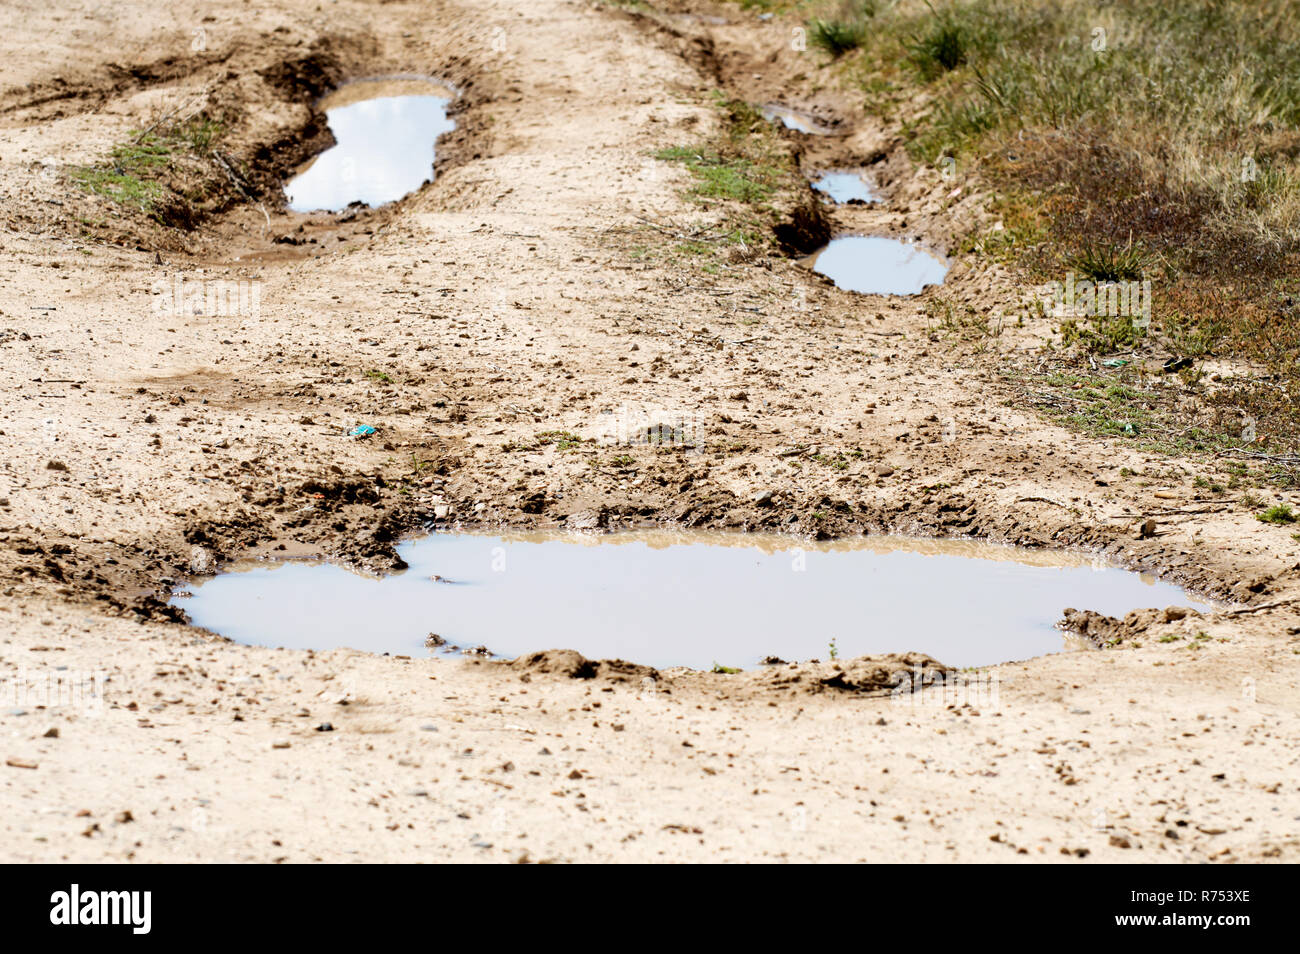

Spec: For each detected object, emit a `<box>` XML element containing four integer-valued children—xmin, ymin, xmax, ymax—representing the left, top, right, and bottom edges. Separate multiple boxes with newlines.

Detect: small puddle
<box><xmin>806</xmin><ymin>235</ymin><xmax>948</xmax><ymax>295</ymax></box>
<box><xmin>285</xmin><ymin>78</ymin><xmax>456</xmax><ymax>213</ymax></box>
<box><xmin>759</xmin><ymin>103</ymin><xmax>833</xmax><ymax>135</ymax></box>
<box><xmin>812</xmin><ymin>171</ymin><xmax>877</xmax><ymax>204</ymax></box>
<box><xmin>174</xmin><ymin>532</ymin><xmax>1211</xmax><ymax>670</ymax></box>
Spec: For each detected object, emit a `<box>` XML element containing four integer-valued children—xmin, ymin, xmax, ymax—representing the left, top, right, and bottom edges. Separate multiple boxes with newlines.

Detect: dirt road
<box><xmin>0</xmin><ymin>0</ymin><xmax>1296</xmax><ymax>862</ymax></box>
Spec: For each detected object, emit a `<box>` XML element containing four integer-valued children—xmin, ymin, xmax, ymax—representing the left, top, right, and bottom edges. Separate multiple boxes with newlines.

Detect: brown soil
<box><xmin>0</xmin><ymin>0</ymin><xmax>1296</xmax><ymax>863</ymax></box>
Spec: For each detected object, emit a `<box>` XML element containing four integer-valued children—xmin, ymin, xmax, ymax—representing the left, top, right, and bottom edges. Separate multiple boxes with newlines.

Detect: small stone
<box><xmin>874</xmin><ymin>464</ymin><xmax>895</xmax><ymax>477</ymax></box>
<box><xmin>43</xmin><ymin>727</ymin><xmax>58</xmax><ymax>739</ymax></box>
<box><xmin>315</xmin><ymin>722</ymin><xmax>334</xmax><ymax>732</ymax></box>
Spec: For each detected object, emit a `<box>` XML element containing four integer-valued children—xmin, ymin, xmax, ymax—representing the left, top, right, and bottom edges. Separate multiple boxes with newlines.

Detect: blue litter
<box><xmin>350</xmin><ymin>425</ymin><xmax>376</xmax><ymax>438</ymax></box>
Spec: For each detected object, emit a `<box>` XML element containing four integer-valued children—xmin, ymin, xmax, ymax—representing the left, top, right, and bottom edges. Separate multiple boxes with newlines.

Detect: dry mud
<box><xmin>0</xmin><ymin>0</ymin><xmax>1296</xmax><ymax>862</ymax></box>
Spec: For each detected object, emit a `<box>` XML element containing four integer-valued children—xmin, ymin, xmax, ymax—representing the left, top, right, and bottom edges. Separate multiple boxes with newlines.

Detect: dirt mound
<box><xmin>508</xmin><ymin>649</ymin><xmax>659</xmax><ymax>683</ymax></box>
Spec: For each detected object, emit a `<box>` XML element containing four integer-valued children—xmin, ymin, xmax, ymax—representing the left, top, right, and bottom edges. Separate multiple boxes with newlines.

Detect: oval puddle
<box><xmin>285</xmin><ymin>78</ymin><xmax>456</xmax><ymax>213</ymax></box>
<box><xmin>806</xmin><ymin>235</ymin><xmax>948</xmax><ymax>295</ymax></box>
<box><xmin>811</xmin><ymin>171</ymin><xmax>877</xmax><ymax>204</ymax></box>
<box><xmin>174</xmin><ymin>532</ymin><xmax>1212</xmax><ymax>670</ymax></box>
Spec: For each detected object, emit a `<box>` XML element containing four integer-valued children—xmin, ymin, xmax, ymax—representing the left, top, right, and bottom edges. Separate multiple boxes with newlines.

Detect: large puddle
<box><xmin>285</xmin><ymin>78</ymin><xmax>456</xmax><ymax>213</ymax></box>
<box><xmin>174</xmin><ymin>532</ymin><xmax>1211</xmax><ymax>670</ymax></box>
<box><xmin>806</xmin><ymin>235</ymin><xmax>948</xmax><ymax>295</ymax></box>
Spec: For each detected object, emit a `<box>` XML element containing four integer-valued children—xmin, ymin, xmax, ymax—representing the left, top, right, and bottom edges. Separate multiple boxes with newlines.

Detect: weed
<box><xmin>906</xmin><ymin>11</ymin><xmax>968</xmax><ymax>79</ymax></box>
<box><xmin>1067</xmin><ymin>240</ymin><xmax>1148</xmax><ymax>283</ymax></box>
<box><xmin>809</xmin><ymin>17</ymin><xmax>868</xmax><ymax>57</ymax></box>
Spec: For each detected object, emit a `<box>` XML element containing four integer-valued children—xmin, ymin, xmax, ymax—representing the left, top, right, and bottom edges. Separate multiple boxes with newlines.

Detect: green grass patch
<box><xmin>654</xmin><ymin>146</ymin><xmax>781</xmax><ymax>204</ymax></box>
<box><xmin>807</xmin><ymin>0</ymin><xmax>1300</xmax><ymax>448</ymax></box>
<box><xmin>536</xmin><ymin>430</ymin><xmax>586</xmax><ymax>450</ymax></box>
<box><xmin>68</xmin><ymin>166</ymin><xmax>164</xmax><ymax>213</ymax></box>
<box><xmin>1257</xmin><ymin>503</ymin><xmax>1297</xmax><ymax>524</ymax></box>
<box><xmin>69</xmin><ymin>117</ymin><xmax>230</xmax><ymax>224</ymax></box>
<box><xmin>1016</xmin><ymin>367</ymin><xmax>1272</xmax><ymax>459</ymax></box>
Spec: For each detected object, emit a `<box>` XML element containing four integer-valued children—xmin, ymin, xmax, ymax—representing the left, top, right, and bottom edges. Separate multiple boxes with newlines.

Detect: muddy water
<box><xmin>812</xmin><ymin>171</ymin><xmax>877</xmax><ymax>204</ymax></box>
<box><xmin>285</xmin><ymin>78</ymin><xmax>456</xmax><ymax>212</ymax></box>
<box><xmin>174</xmin><ymin>532</ymin><xmax>1211</xmax><ymax>670</ymax></box>
<box><xmin>807</xmin><ymin>235</ymin><xmax>948</xmax><ymax>295</ymax></box>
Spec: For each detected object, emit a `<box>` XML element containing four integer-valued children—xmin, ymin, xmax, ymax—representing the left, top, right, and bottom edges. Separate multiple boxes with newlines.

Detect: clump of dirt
<box><xmin>1059</xmin><ymin>605</ymin><xmax>1202</xmax><ymax>647</ymax></box>
<box><xmin>747</xmin><ymin>652</ymin><xmax>950</xmax><ymax>695</ymax></box>
<box><xmin>506</xmin><ymin>648</ymin><xmax>950</xmax><ymax>696</ymax></box>
<box><xmin>772</xmin><ymin>189</ymin><xmax>832</xmax><ymax>254</ymax></box>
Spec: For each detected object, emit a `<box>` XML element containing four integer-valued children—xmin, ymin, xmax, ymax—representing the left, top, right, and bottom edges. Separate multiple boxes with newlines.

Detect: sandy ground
<box><xmin>0</xmin><ymin>0</ymin><xmax>1297</xmax><ymax>862</ymax></box>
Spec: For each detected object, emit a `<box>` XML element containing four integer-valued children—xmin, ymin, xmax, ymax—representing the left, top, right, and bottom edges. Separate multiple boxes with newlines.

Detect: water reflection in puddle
<box><xmin>285</xmin><ymin>79</ymin><xmax>456</xmax><ymax>212</ymax></box>
<box><xmin>760</xmin><ymin>103</ymin><xmax>833</xmax><ymax>135</ymax></box>
<box><xmin>807</xmin><ymin>235</ymin><xmax>948</xmax><ymax>295</ymax></box>
<box><xmin>812</xmin><ymin>171</ymin><xmax>877</xmax><ymax>204</ymax></box>
<box><xmin>175</xmin><ymin>531</ymin><xmax>1211</xmax><ymax>670</ymax></box>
